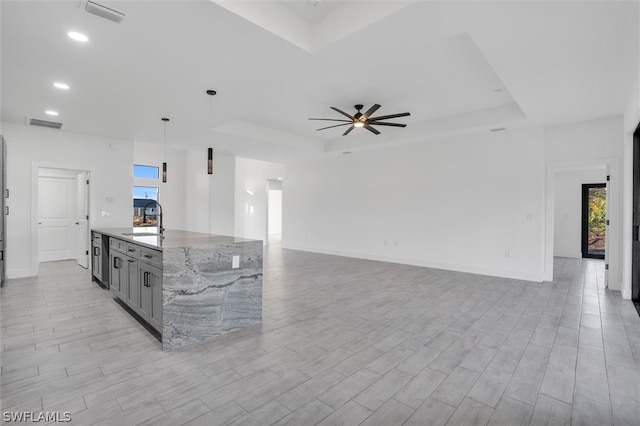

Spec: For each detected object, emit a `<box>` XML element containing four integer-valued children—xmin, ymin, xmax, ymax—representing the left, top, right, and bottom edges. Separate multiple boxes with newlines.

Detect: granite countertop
<box><xmin>92</xmin><ymin>227</ymin><xmax>260</xmax><ymax>251</ymax></box>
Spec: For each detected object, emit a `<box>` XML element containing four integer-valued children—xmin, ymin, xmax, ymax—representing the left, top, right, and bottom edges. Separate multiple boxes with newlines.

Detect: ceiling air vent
<box><xmin>84</xmin><ymin>1</ymin><xmax>125</xmax><ymax>24</ymax></box>
<box><xmin>27</xmin><ymin>117</ymin><xmax>63</xmax><ymax>130</ymax></box>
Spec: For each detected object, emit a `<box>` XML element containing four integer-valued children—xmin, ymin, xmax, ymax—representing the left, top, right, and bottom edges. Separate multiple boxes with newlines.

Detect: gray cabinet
<box><xmin>125</xmin><ymin>243</ymin><xmax>140</xmax><ymax>310</ymax></box>
<box><xmin>108</xmin><ymin>236</ymin><xmax>162</xmax><ymax>334</ymax></box>
<box><xmin>92</xmin><ymin>239</ymin><xmax>102</xmax><ymax>282</ymax></box>
<box><xmin>1</xmin><ymin>136</ymin><xmax>6</xmax><ymax>285</ymax></box>
<box><xmin>125</xmin><ymin>256</ymin><xmax>138</xmax><ymax>308</ymax></box>
<box><xmin>109</xmin><ymin>250</ymin><xmax>125</xmax><ymax>299</ymax></box>
<box><xmin>92</xmin><ymin>232</ymin><xmax>109</xmax><ymax>286</ymax></box>
<box><xmin>139</xmin><ymin>261</ymin><xmax>162</xmax><ymax>333</ymax></box>
<box><xmin>110</xmin><ymin>238</ymin><xmax>135</xmax><ymax>302</ymax></box>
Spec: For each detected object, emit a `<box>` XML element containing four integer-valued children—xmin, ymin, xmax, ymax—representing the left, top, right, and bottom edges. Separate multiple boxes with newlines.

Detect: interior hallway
<box><xmin>1</xmin><ymin>248</ymin><xmax>639</xmax><ymax>425</ymax></box>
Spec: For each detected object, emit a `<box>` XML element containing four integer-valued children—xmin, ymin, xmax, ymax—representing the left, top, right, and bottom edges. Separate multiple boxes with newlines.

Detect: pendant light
<box><xmin>207</xmin><ymin>90</ymin><xmax>216</xmax><ymax>175</ymax></box>
<box><xmin>161</xmin><ymin>117</ymin><xmax>169</xmax><ymax>183</ymax></box>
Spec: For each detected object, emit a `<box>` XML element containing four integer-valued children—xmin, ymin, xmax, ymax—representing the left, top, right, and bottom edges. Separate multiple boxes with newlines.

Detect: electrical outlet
<box><xmin>232</xmin><ymin>255</ymin><xmax>240</xmax><ymax>269</ymax></box>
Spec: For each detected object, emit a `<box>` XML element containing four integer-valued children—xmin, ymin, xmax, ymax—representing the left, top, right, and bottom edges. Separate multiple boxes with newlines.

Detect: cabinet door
<box><xmin>148</xmin><ymin>264</ymin><xmax>163</xmax><ymax>333</ymax></box>
<box><xmin>126</xmin><ymin>256</ymin><xmax>140</xmax><ymax>310</ymax></box>
<box><xmin>124</xmin><ymin>256</ymin><xmax>137</xmax><ymax>309</ymax></box>
<box><xmin>138</xmin><ymin>266</ymin><xmax>152</xmax><ymax>322</ymax></box>
<box><xmin>109</xmin><ymin>253</ymin><xmax>121</xmax><ymax>296</ymax></box>
<box><xmin>139</xmin><ymin>262</ymin><xmax>162</xmax><ymax>332</ymax></box>
<box><xmin>92</xmin><ymin>243</ymin><xmax>102</xmax><ymax>281</ymax></box>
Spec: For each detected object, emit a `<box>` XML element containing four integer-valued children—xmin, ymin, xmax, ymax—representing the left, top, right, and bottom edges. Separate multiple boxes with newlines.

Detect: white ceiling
<box><xmin>1</xmin><ymin>1</ymin><xmax>638</xmax><ymax>163</ymax></box>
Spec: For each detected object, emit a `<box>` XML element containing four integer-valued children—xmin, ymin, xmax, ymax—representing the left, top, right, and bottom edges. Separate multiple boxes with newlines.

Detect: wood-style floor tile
<box><xmin>1</xmin><ymin>254</ymin><xmax>637</xmax><ymax>425</ymax></box>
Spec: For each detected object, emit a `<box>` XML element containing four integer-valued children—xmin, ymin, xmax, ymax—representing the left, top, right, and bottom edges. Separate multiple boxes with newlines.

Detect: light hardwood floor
<box><xmin>1</xmin><ymin>248</ymin><xmax>639</xmax><ymax>425</ymax></box>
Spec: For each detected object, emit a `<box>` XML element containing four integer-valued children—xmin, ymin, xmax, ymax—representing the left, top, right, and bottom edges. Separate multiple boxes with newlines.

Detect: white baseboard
<box><xmin>6</xmin><ymin>268</ymin><xmax>36</xmax><ymax>279</ymax></box>
<box><xmin>622</xmin><ymin>288</ymin><xmax>631</xmax><ymax>300</ymax></box>
<box><xmin>282</xmin><ymin>244</ymin><xmax>544</xmax><ymax>282</ymax></box>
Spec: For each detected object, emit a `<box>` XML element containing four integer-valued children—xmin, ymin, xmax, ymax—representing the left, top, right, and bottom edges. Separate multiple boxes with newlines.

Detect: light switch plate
<box><xmin>232</xmin><ymin>255</ymin><xmax>240</xmax><ymax>269</ymax></box>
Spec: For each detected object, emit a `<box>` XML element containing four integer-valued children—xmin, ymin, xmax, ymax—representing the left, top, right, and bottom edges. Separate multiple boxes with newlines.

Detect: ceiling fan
<box><xmin>309</xmin><ymin>104</ymin><xmax>410</xmax><ymax>136</ymax></box>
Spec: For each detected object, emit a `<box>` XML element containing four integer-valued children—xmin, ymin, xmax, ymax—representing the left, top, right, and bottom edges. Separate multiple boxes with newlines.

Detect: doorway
<box><xmin>38</xmin><ymin>168</ymin><xmax>90</xmax><ymax>268</ymax></box>
<box><xmin>266</xmin><ymin>179</ymin><xmax>283</xmax><ymax>247</ymax></box>
<box><xmin>581</xmin><ymin>183</ymin><xmax>607</xmax><ymax>259</ymax></box>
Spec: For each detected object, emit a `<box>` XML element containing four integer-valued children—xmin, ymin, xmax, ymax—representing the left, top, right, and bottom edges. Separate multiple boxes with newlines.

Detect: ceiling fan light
<box><xmin>353</xmin><ymin>121</ymin><xmax>365</xmax><ymax>128</ymax></box>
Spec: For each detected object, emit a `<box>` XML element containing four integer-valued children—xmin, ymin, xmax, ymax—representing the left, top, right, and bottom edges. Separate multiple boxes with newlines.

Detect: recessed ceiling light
<box><xmin>277</xmin><ymin>177</ymin><xmax>283</xmax><ymax>181</ymax></box>
<box><xmin>494</xmin><ymin>88</ymin><xmax>503</xmax><ymax>94</ymax></box>
<box><xmin>68</xmin><ymin>31</ymin><xmax>89</xmax><ymax>42</ymax></box>
<box><xmin>342</xmin><ymin>151</ymin><xmax>352</xmax><ymax>155</ymax></box>
<box><xmin>45</xmin><ymin>110</ymin><xmax>59</xmax><ymax>116</ymax></box>
<box><xmin>54</xmin><ymin>82</ymin><xmax>70</xmax><ymax>90</ymax></box>
<box><xmin>490</xmin><ymin>127</ymin><xmax>506</xmax><ymax>132</ymax></box>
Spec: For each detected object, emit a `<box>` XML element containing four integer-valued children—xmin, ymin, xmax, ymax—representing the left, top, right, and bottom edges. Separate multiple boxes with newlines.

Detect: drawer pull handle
<box><xmin>143</xmin><ymin>254</ymin><xmax>152</xmax><ymax>258</ymax></box>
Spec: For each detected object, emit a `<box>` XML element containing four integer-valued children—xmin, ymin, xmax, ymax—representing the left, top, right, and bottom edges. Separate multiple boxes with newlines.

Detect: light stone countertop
<box><xmin>92</xmin><ymin>227</ymin><xmax>260</xmax><ymax>251</ymax></box>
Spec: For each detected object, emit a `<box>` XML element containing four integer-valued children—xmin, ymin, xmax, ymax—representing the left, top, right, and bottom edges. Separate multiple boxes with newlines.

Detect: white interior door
<box><xmin>38</xmin><ymin>176</ymin><xmax>77</xmax><ymax>262</ymax></box>
<box><xmin>76</xmin><ymin>171</ymin><xmax>89</xmax><ymax>268</ymax></box>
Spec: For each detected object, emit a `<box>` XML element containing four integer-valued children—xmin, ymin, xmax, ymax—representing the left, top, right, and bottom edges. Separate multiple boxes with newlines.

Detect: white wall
<box><xmin>284</xmin><ymin>127</ymin><xmax>546</xmax><ymax>281</ymax></box>
<box><xmin>136</xmin><ymin>147</ymin><xmax>236</xmax><ymax>236</ymax></box>
<box><xmin>235</xmin><ymin>158</ymin><xmax>285</xmax><ymax>242</ymax></box>
<box><xmin>554</xmin><ymin>168</ymin><xmax>607</xmax><ymax>258</ymax></box>
<box><xmin>133</xmin><ymin>142</ymin><xmax>186</xmax><ymax>231</ymax></box>
<box><xmin>544</xmin><ymin>116</ymin><xmax>624</xmax><ymax>289</ymax></box>
<box><xmin>183</xmin><ymin>150</ymin><xmax>210</xmax><ymax>233</ymax></box>
<box><xmin>2</xmin><ymin>123</ymin><xmax>133</xmax><ymax>278</ymax></box>
<box><xmin>209</xmin><ymin>152</ymin><xmax>235</xmax><ymax>236</ymax></box>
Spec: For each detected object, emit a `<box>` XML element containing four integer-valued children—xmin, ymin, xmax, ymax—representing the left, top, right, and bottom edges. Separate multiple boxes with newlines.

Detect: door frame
<box><xmin>265</xmin><ymin>178</ymin><xmax>283</xmax><ymax>247</ymax></box>
<box><xmin>632</xmin><ymin>123</ymin><xmax>640</xmax><ymax>303</ymax></box>
<box><xmin>30</xmin><ymin>162</ymin><xmax>93</xmax><ymax>276</ymax></box>
<box><xmin>581</xmin><ymin>183</ymin><xmax>606</xmax><ymax>260</ymax></box>
<box><xmin>545</xmin><ymin>158</ymin><xmax>620</xmax><ymax>287</ymax></box>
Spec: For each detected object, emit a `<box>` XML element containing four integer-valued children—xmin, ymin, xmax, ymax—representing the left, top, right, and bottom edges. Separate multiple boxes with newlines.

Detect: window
<box><xmin>133</xmin><ymin>164</ymin><xmax>159</xmax><ymax>227</ymax></box>
<box><xmin>134</xmin><ymin>164</ymin><xmax>159</xmax><ymax>179</ymax></box>
<box><xmin>133</xmin><ymin>186</ymin><xmax>158</xmax><ymax>227</ymax></box>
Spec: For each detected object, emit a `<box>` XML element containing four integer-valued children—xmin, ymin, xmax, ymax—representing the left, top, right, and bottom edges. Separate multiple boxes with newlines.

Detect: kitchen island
<box><xmin>91</xmin><ymin>228</ymin><xmax>263</xmax><ymax>350</ymax></box>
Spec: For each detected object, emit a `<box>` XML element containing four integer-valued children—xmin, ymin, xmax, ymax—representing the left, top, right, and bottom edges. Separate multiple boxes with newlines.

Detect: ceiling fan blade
<box><xmin>368</xmin><ymin>112</ymin><xmax>411</xmax><ymax>122</ymax></box>
<box><xmin>308</xmin><ymin>118</ymin><xmax>352</xmax><ymax>122</ymax></box>
<box><xmin>342</xmin><ymin>125</ymin><xmax>355</xmax><ymax>136</ymax></box>
<box><xmin>317</xmin><ymin>123</ymin><xmax>352</xmax><ymax>131</ymax></box>
<box><xmin>369</xmin><ymin>122</ymin><xmax>407</xmax><ymax>127</ymax></box>
<box><xmin>364</xmin><ymin>124</ymin><xmax>381</xmax><ymax>135</ymax></box>
<box><xmin>330</xmin><ymin>107</ymin><xmax>355</xmax><ymax>120</ymax></box>
<box><xmin>362</xmin><ymin>104</ymin><xmax>381</xmax><ymax>120</ymax></box>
